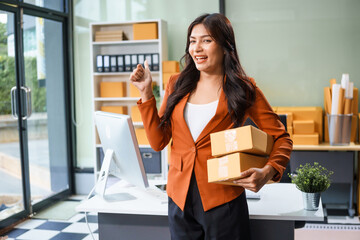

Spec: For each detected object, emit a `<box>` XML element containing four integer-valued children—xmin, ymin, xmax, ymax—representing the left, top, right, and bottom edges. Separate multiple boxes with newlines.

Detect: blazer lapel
<box><xmin>195</xmin><ymin>89</ymin><xmax>230</xmax><ymax>144</ymax></box>
<box><xmin>173</xmin><ymin>93</ymin><xmax>195</xmax><ymax>144</ymax></box>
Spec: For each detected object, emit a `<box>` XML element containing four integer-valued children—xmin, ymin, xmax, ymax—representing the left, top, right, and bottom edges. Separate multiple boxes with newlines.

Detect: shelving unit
<box><xmin>90</xmin><ymin>20</ymin><xmax>168</xmax><ymax>182</ymax></box>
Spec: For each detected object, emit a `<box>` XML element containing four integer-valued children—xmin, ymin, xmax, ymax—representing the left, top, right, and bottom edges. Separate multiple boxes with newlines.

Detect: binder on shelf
<box><xmin>117</xmin><ymin>55</ymin><xmax>124</xmax><ymax>72</ymax></box>
<box><xmin>110</xmin><ymin>55</ymin><xmax>117</xmax><ymax>72</ymax></box>
<box><xmin>103</xmin><ymin>55</ymin><xmax>110</xmax><ymax>72</ymax></box>
<box><xmin>96</xmin><ymin>55</ymin><xmax>103</xmax><ymax>72</ymax></box>
<box><xmin>131</xmin><ymin>54</ymin><xmax>138</xmax><ymax>70</ymax></box>
<box><xmin>138</xmin><ymin>54</ymin><xmax>145</xmax><ymax>67</ymax></box>
<box><xmin>124</xmin><ymin>54</ymin><xmax>132</xmax><ymax>72</ymax></box>
<box><xmin>152</xmin><ymin>53</ymin><xmax>159</xmax><ymax>71</ymax></box>
<box><xmin>145</xmin><ymin>54</ymin><xmax>153</xmax><ymax>70</ymax></box>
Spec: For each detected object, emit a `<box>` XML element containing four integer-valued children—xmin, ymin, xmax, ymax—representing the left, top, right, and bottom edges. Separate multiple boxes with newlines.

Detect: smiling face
<box><xmin>188</xmin><ymin>24</ymin><xmax>224</xmax><ymax>75</ymax></box>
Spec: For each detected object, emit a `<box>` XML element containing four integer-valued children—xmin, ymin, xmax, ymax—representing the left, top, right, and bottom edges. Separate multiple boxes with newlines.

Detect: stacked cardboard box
<box><xmin>207</xmin><ymin>125</ymin><xmax>273</xmax><ymax>185</ymax></box>
<box><xmin>162</xmin><ymin>61</ymin><xmax>180</xmax><ymax>89</ymax></box>
<box><xmin>274</xmin><ymin>107</ymin><xmax>322</xmax><ymax>145</ymax></box>
<box><xmin>100</xmin><ymin>106</ymin><xmax>127</xmax><ymax>115</ymax></box>
<box><xmin>94</xmin><ymin>30</ymin><xmax>126</xmax><ymax>42</ymax></box>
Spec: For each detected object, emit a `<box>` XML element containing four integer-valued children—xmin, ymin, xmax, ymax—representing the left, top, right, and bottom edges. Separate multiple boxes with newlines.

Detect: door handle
<box><xmin>21</xmin><ymin>86</ymin><xmax>32</xmax><ymax>120</ymax></box>
<box><xmin>10</xmin><ymin>86</ymin><xmax>32</xmax><ymax>120</ymax></box>
<box><xmin>10</xmin><ymin>86</ymin><xmax>18</xmax><ymax>119</ymax></box>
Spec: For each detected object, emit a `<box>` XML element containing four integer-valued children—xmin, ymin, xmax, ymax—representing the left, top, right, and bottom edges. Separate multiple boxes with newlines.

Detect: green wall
<box><xmin>74</xmin><ymin>0</ymin><xmax>360</xmax><ymax>168</ymax></box>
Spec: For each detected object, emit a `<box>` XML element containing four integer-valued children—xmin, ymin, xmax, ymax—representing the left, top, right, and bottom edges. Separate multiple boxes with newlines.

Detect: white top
<box><xmin>184</xmin><ymin>100</ymin><xmax>219</xmax><ymax>141</ymax></box>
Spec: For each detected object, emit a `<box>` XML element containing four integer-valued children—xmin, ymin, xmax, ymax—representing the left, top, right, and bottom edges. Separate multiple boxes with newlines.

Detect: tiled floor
<box><xmin>1</xmin><ymin>209</ymin><xmax>99</xmax><ymax>240</ymax></box>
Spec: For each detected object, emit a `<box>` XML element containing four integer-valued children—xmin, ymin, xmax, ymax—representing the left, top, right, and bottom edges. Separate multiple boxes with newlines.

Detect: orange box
<box><xmin>131</xmin><ymin>106</ymin><xmax>142</xmax><ymax>122</ymax></box>
<box><xmin>292</xmin><ymin>134</ymin><xmax>319</xmax><ymax>145</ymax></box>
<box><xmin>100</xmin><ymin>106</ymin><xmax>127</xmax><ymax>114</ymax></box>
<box><xmin>207</xmin><ymin>152</ymin><xmax>267</xmax><ymax>185</ymax></box>
<box><xmin>275</xmin><ymin>107</ymin><xmax>323</xmax><ymax>142</ymax></box>
<box><xmin>293</xmin><ymin>120</ymin><xmax>315</xmax><ymax>134</ymax></box>
<box><xmin>210</xmin><ymin>125</ymin><xmax>274</xmax><ymax>157</ymax></box>
<box><xmin>100</xmin><ymin>82</ymin><xmax>126</xmax><ymax>98</ymax></box>
<box><xmin>162</xmin><ymin>61</ymin><xmax>180</xmax><ymax>73</ymax></box>
<box><xmin>135</xmin><ymin>128</ymin><xmax>149</xmax><ymax>145</ymax></box>
<box><xmin>162</xmin><ymin>72</ymin><xmax>176</xmax><ymax>89</ymax></box>
<box><xmin>133</xmin><ymin>22</ymin><xmax>158</xmax><ymax>40</ymax></box>
<box><xmin>129</xmin><ymin>83</ymin><xmax>141</xmax><ymax>97</ymax></box>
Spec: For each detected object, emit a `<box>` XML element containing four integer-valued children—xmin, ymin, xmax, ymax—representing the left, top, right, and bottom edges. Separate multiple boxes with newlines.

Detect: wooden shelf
<box><xmin>93</xmin><ymin>71</ymin><xmax>159</xmax><ymax>76</ymax></box>
<box><xmin>94</xmin><ymin>97</ymin><xmax>139</xmax><ymax>101</ymax></box>
<box><xmin>293</xmin><ymin>142</ymin><xmax>360</xmax><ymax>151</ymax></box>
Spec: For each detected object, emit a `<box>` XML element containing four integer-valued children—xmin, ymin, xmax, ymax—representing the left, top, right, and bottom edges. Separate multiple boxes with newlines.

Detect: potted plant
<box><xmin>289</xmin><ymin>162</ymin><xmax>333</xmax><ymax>211</ymax></box>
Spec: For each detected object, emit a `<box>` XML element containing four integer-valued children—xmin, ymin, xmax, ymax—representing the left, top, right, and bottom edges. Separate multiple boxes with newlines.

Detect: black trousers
<box><xmin>168</xmin><ymin>172</ymin><xmax>251</xmax><ymax>240</ymax></box>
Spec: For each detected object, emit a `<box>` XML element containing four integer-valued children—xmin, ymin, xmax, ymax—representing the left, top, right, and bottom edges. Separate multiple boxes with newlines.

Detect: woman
<box><xmin>130</xmin><ymin>13</ymin><xmax>292</xmax><ymax>240</ymax></box>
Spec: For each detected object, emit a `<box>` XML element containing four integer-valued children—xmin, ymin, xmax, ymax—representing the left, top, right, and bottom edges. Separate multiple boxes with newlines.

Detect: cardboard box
<box><xmin>133</xmin><ymin>23</ymin><xmax>158</xmax><ymax>40</ymax></box>
<box><xmin>135</xmin><ymin>128</ymin><xmax>149</xmax><ymax>145</ymax></box>
<box><xmin>129</xmin><ymin>83</ymin><xmax>141</xmax><ymax>97</ymax></box>
<box><xmin>207</xmin><ymin>152</ymin><xmax>268</xmax><ymax>185</ymax></box>
<box><xmin>131</xmin><ymin>106</ymin><xmax>142</xmax><ymax>122</ymax></box>
<box><xmin>292</xmin><ymin>134</ymin><xmax>319</xmax><ymax>145</ymax></box>
<box><xmin>210</xmin><ymin>125</ymin><xmax>274</xmax><ymax>157</ymax></box>
<box><xmin>100</xmin><ymin>106</ymin><xmax>127</xmax><ymax>115</ymax></box>
<box><xmin>287</xmin><ymin>126</ymin><xmax>293</xmax><ymax>139</ymax></box>
<box><xmin>100</xmin><ymin>82</ymin><xmax>126</xmax><ymax>98</ymax></box>
<box><xmin>353</xmin><ymin>88</ymin><xmax>358</xmax><ymax>115</ymax></box>
<box><xmin>324</xmin><ymin>114</ymin><xmax>357</xmax><ymax>143</ymax></box>
<box><xmin>162</xmin><ymin>61</ymin><xmax>180</xmax><ymax>73</ymax></box>
<box><xmin>274</xmin><ymin>107</ymin><xmax>323</xmax><ymax>142</ymax></box>
<box><xmin>293</xmin><ymin>120</ymin><xmax>315</xmax><ymax>134</ymax></box>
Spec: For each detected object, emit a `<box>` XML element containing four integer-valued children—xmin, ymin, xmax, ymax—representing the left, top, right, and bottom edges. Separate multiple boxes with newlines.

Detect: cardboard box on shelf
<box><xmin>94</xmin><ymin>30</ymin><xmax>125</xmax><ymax>42</ymax></box>
<box><xmin>100</xmin><ymin>106</ymin><xmax>127</xmax><ymax>115</ymax></box>
<box><xmin>274</xmin><ymin>107</ymin><xmax>323</xmax><ymax>142</ymax></box>
<box><xmin>133</xmin><ymin>23</ymin><xmax>158</xmax><ymax>40</ymax></box>
<box><xmin>131</xmin><ymin>106</ymin><xmax>142</xmax><ymax>122</ymax></box>
<box><xmin>162</xmin><ymin>61</ymin><xmax>180</xmax><ymax>73</ymax></box>
<box><xmin>287</xmin><ymin>126</ymin><xmax>293</xmax><ymax>139</ymax></box>
<box><xmin>100</xmin><ymin>82</ymin><xmax>126</xmax><ymax>98</ymax></box>
<box><xmin>135</xmin><ymin>128</ymin><xmax>149</xmax><ymax>145</ymax></box>
<box><xmin>292</xmin><ymin>134</ymin><xmax>319</xmax><ymax>145</ymax></box>
<box><xmin>210</xmin><ymin>125</ymin><xmax>273</xmax><ymax>157</ymax></box>
<box><xmin>207</xmin><ymin>152</ymin><xmax>268</xmax><ymax>185</ymax></box>
<box><xmin>293</xmin><ymin>120</ymin><xmax>315</xmax><ymax>134</ymax></box>
<box><xmin>129</xmin><ymin>83</ymin><xmax>141</xmax><ymax>98</ymax></box>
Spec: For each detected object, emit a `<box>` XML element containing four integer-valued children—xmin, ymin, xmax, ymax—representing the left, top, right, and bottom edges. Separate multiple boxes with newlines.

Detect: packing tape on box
<box><xmin>225</xmin><ymin>130</ymin><xmax>238</xmax><ymax>152</ymax></box>
<box><xmin>218</xmin><ymin>156</ymin><xmax>229</xmax><ymax>178</ymax></box>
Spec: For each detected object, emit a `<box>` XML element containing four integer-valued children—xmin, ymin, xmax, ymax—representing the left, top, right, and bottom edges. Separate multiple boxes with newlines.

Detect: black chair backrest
<box><xmin>244</xmin><ymin>114</ymin><xmax>287</xmax><ymax>131</ymax></box>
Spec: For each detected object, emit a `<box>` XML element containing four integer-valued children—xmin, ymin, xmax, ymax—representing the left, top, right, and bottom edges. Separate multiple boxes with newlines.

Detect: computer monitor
<box><xmin>94</xmin><ymin>111</ymin><xmax>149</xmax><ymax>198</ymax></box>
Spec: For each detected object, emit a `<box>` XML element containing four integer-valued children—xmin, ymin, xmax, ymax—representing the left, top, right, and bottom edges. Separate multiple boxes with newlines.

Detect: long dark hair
<box><xmin>160</xmin><ymin>13</ymin><xmax>256</xmax><ymax>128</ymax></box>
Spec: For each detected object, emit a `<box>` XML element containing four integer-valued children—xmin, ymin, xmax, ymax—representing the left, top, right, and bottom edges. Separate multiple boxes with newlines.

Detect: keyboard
<box><xmin>144</xmin><ymin>187</ymin><xmax>168</xmax><ymax>203</ymax></box>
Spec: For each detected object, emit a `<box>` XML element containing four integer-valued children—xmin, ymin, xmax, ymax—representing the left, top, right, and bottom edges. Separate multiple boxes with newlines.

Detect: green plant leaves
<box><xmin>288</xmin><ymin>162</ymin><xmax>333</xmax><ymax>193</ymax></box>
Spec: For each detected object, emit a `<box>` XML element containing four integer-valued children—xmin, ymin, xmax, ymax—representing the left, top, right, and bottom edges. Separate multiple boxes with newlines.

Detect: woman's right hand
<box><xmin>130</xmin><ymin>60</ymin><xmax>154</xmax><ymax>101</ymax></box>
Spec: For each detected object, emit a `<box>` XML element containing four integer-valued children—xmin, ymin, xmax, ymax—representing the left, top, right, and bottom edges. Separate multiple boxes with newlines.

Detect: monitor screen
<box><xmin>94</xmin><ymin>111</ymin><xmax>149</xmax><ymax>197</ymax></box>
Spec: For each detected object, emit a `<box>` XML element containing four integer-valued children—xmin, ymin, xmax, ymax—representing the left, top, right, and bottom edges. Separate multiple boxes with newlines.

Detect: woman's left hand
<box><xmin>232</xmin><ymin>165</ymin><xmax>277</xmax><ymax>192</ymax></box>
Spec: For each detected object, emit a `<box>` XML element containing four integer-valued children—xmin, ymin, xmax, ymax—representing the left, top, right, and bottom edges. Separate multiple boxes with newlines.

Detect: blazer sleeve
<box><xmin>247</xmin><ymin>79</ymin><xmax>293</xmax><ymax>182</ymax></box>
<box><xmin>136</xmin><ymin>74</ymin><xmax>178</xmax><ymax>151</ymax></box>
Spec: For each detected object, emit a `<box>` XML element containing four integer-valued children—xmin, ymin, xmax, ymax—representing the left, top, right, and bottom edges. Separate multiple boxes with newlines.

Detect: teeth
<box><xmin>196</xmin><ymin>56</ymin><xmax>207</xmax><ymax>60</ymax></box>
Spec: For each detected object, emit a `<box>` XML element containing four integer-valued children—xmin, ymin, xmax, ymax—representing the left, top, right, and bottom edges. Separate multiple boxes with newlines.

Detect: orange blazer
<box><xmin>138</xmin><ymin>74</ymin><xmax>293</xmax><ymax>211</ymax></box>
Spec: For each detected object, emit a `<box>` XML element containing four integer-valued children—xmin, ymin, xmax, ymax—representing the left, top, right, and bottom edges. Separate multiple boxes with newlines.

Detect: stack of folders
<box><xmin>94</xmin><ymin>30</ymin><xmax>126</xmax><ymax>42</ymax></box>
<box><xmin>96</xmin><ymin>53</ymin><xmax>159</xmax><ymax>73</ymax></box>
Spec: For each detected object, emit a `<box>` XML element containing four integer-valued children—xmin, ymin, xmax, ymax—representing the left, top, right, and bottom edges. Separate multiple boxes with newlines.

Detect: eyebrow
<box><xmin>190</xmin><ymin>35</ymin><xmax>211</xmax><ymax>38</ymax></box>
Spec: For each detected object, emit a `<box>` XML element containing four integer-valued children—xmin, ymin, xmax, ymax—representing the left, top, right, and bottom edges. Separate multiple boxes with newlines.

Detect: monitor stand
<box><xmin>94</xmin><ymin>149</ymin><xmax>136</xmax><ymax>201</ymax></box>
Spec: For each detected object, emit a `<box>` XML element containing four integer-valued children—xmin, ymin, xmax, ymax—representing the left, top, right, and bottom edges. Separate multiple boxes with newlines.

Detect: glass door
<box><xmin>22</xmin><ymin>14</ymin><xmax>69</xmax><ymax>206</ymax></box>
<box><xmin>0</xmin><ymin>10</ymin><xmax>25</xmax><ymax>223</ymax></box>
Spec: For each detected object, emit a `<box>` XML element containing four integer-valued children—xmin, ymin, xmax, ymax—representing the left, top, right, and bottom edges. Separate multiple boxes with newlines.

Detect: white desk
<box><xmin>76</xmin><ymin>181</ymin><xmax>324</xmax><ymax>240</ymax></box>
